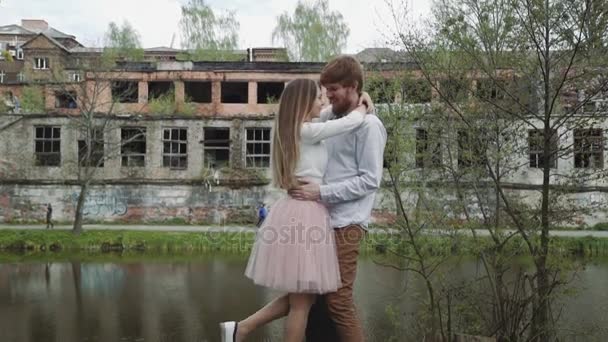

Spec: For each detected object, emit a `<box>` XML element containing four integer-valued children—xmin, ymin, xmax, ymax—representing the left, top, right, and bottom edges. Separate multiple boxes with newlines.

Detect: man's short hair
<box><xmin>320</xmin><ymin>55</ymin><xmax>364</xmax><ymax>93</ymax></box>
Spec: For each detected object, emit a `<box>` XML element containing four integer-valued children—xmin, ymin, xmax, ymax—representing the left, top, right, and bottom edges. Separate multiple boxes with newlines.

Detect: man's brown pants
<box><xmin>306</xmin><ymin>225</ymin><xmax>365</xmax><ymax>342</ymax></box>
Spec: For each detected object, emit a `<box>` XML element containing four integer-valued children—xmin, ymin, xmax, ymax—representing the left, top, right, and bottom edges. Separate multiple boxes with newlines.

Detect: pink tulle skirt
<box><xmin>245</xmin><ymin>196</ymin><xmax>342</xmax><ymax>294</ymax></box>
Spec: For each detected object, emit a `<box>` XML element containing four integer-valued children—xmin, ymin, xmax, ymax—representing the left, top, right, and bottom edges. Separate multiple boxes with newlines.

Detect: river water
<box><xmin>0</xmin><ymin>253</ymin><xmax>607</xmax><ymax>341</ymax></box>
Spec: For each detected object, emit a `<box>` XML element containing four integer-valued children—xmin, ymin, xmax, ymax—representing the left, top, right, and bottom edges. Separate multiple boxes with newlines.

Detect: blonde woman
<box><xmin>220</xmin><ymin>78</ymin><xmax>371</xmax><ymax>342</ymax></box>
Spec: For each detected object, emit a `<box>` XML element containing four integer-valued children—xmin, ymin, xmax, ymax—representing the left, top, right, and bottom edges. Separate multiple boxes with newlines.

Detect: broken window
<box><xmin>162</xmin><ymin>127</ymin><xmax>188</xmax><ymax>169</ymax></box>
<box><xmin>440</xmin><ymin>77</ymin><xmax>469</xmax><ymax>102</ymax></box>
<box><xmin>33</xmin><ymin>57</ymin><xmax>49</xmax><ymax>70</ymax></box>
<box><xmin>121</xmin><ymin>127</ymin><xmax>146</xmax><ymax>167</ymax></box>
<box><xmin>203</xmin><ymin>127</ymin><xmax>230</xmax><ymax>168</ymax></box>
<box><xmin>112</xmin><ymin>81</ymin><xmax>139</xmax><ymax>103</ymax></box>
<box><xmin>148</xmin><ymin>81</ymin><xmax>174</xmax><ymax>100</ymax></box>
<box><xmin>34</xmin><ymin>126</ymin><xmax>61</xmax><ymax>166</ymax></box>
<box><xmin>415</xmin><ymin>128</ymin><xmax>441</xmax><ymax>168</ymax></box>
<box><xmin>574</xmin><ymin>129</ymin><xmax>604</xmax><ymax>168</ymax></box>
<box><xmin>221</xmin><ymin>82</ymin><xmax>248</xmax><ymax>103</ymax></box>
<box><xmin>246</xmin><ymin>127</ymin><xmax>271</xmax><ymax>168</ymax></box>
<box><xmin>458</xmin><ymin>130</ymin><xmax>487</xmax><ymax>168</ymax></box>
<box><xmin>185</xmin><ymin>81</ymin><xmax>212</xmax><ymax>103</ymax></box>
<box><xmin>78</xmin><ymin>128</ymin><xmax>104</xmax><ymax>167</ymax></box>
<box><xmin>257</xmin><ymin>82</ymin><xmax>284</xmax><ymax>104</ymax></box>
<box><xmin>55</xmin><ymin>91</ymin><xmax>77</xmax><ymax>108</ymax></box>
<box><xmin>401</xmin><ymin>79</ymin><xmax>432</xmax><ymax>103</ymax></box>
<box><xmin>528</xmin><ymin>129</ymin><xmax>558</xmax><ymax>169</ymax></box>
<box><xmin>476</xmin><ymin>79</ymin><xmax>513</xmax><ymax>101</ymax></box>
<box><xmin>367</xmin><ymin>79</ymin><xmax>394</xmax><ymax>104</ymax></box>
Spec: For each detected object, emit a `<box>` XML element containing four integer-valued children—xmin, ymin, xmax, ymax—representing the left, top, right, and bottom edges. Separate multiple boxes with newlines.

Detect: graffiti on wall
<box><xmin>71</xmin><ymin>190</ymin><xmax>128</xmax><ymax>217</ymax></box>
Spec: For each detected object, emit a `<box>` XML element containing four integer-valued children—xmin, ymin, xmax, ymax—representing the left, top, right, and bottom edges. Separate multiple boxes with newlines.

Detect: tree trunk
<box><xmin>72</xmin><ymin>182</ymin><xmax>88</xmax><ymax>234</ymax></box>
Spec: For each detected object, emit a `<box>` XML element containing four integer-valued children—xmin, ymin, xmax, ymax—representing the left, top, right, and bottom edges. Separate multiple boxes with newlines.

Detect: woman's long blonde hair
<box><xmin>272</xmin><ymin>79</ymin><xmax>318</xmax><ymax>189</ymax></box>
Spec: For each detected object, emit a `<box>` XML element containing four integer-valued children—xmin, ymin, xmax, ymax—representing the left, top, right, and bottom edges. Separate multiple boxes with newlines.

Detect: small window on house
<box><xmin>246</xmin><ymin>127</ymin><xmax>271</xmax><ymax>168</ymax></box>
<box><xmin>257</xmin><ymin>82</ymin><xmax>284</xmax><ymax>104</ymax></box>
<box><xmin>34</xmin><ymin>126</ymin><xmax>61</xmax><ymax>166</ymax></box>
<box><xmin>203</xmin><ymin>127</ymin><xmax>230</xmax><ymax>168</ymax></box>
<box><xmin>221</xmin><ymin>82</ymin><xmax>248</xmax><ymax>103</ymax></box>
<box><xmin>78</xmin><ymin>128</ymin><xmax>105</xmax><ymax>167</ymax></box>
<box><xmin>401</xmin><ymin>79</ymin><xmax>432</xmax><ymax>103</ymax></box>
<box><xmin>185</xmin><ymin>81</ymin><xmax>212</xmax><ymax>103</ymax></box>
<box><xmin>112</xmin><ymin>81</ymin><xmax>139</xmax><ymax>103</ymax></box>
<box><xmin>0</xmin><ymin>70</ymin><xmax>5</xmax><ymax>84</ymax></box>
<box><xmin>33</xmin><ymin>57</ymin><xmax>50</xmax><ymax>70</ymax></box>
<box><xmin>574</xmin><ymin>129</ymin><xmax>604</xmax><ymax>168</ymax></box>
<box><xmin>17</xmin><ymin>72</ymin><xmax>25</xmax><ymax>83</ymax></box>
<box><xmin>148</xmin><ymin>81</ymin><xmax>174</xmax><ymax>100</ymax></box>
<box><xmin>71</xmin><ymin>72</ymin><xmax>81</xmax><ymax>82</ymax></box>
<box><xmin>415</xmin><ymin>128</ymin><xmax>441</xmax><ymax>168</ymax></box>
<box><xmin>529</xmin><ymin>129</ymin><xmax>558</xmax><ymax>169</ymax></box>
<box><xmin>458</xmin><ymin>130</ymin><xmax>487</xmax><ymax>168</ymax></box>
<box><xmin>55</xmin><ymin>91</ymin><xmax>77</xmax><ymax>108</ymax></box>
<box><xmin>162</xmin><ymin>127</ymin><xmax>188</xmax><ymax>169</ymax></box>
<box><xmin>16</xmin><ymin>49</ymin><xmax>24</xmax><ymax>60</ymax></box>
<box><xmin>121</xmin><ymin>127</ymin><xmax>146</xmax><ymax>167</ymax></box>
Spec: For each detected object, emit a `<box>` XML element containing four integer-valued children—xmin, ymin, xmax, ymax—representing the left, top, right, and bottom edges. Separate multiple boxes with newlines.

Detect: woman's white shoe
<box><xmin>220</xmin><ymin>321</ymin><xmax>238</xmax><ymax>342</ymax></box>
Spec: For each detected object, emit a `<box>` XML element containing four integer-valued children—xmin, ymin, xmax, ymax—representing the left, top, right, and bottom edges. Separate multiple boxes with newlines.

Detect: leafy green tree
<box><xmin>377</xmin><ymin>0</ymin><xmax>608</xmax><ymax>340</ymax></box>
<box><xmin>179</xmin><ymin>0</ymin><xmax>239</xmax><ymax>61</ymax></box>
<box><xmin>20</xmin><ymin>86</ymin><xmax>45</xmax><ymax>113</ymax></box>
<box><xmin>272</xmin><ymin>0</ymin><xmax>349</xmax><ymax>62</ymax></box>
<box><xmin>103</xmin><ymin>21</ymin><xmax>144</xmax><ymax>62</ymax></box>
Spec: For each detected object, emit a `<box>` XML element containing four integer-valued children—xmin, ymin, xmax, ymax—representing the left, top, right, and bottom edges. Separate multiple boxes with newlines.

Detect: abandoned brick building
<box><xmin>1</xmin><ymin>19</ymin><xmax>607</xmax><ymax>226</ymax></box>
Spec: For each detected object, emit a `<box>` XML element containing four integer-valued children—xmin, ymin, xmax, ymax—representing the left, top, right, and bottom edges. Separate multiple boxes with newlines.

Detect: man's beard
<box><xmin>332</xmin><ymin>100</ymin><xmax>351</xmax><ymax>117</ymax></box>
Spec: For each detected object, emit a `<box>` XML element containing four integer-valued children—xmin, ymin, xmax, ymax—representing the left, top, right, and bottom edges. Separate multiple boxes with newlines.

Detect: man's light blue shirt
<box><xmin>319</xmin><ymin>109</ymin><xmax>387</xmax><ymax>229</ymax></box>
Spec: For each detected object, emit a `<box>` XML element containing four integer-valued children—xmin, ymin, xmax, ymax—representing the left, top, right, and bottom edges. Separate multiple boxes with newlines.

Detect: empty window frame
<box><xmin>55</xmin><ymin>91</ymin><xmax>77</xmax><ymax>108</ymax></box>
<box><xmin>121</xmin><ymin>127</ymin><xmax>147</xmax><ymax>167</ymax></box>
<box><xmin>458</xmin><ymin>130</ymin><xmax>487</xmax><ymax>168</ymax></box>
<box><xmin>368</xmin><ymin>80</ymin><xmax>394</xmax><ymax>104</ymax></box>
<box><xmin>574</xmin><ymin>129</ymin><xmax>604</xmax><ymax>168</ymax></box>
<box><xmin>78</xmin><ymin>128</ymin><xmax>105</xmax><ymax>167</ymax></box>
<box><xmin>112</xmin><ymin>81</ymin><xmax>139</xmax><ymax>103</ymax></box>
<box><xmin>34</xmin><ymin>126</ymin><xmax>61</xmax><ymax>166</ymax></box>
<box><xmin>528</xmin><ymin>129</ymin><xmax>558</xmax><ymax>168</ymax></box>
<box><xmin>185</xmin><ymin>81</ymin><xmax>212</xmax><ymax>103</ymax></box>
<box><xmin>162</xmin><ymin>127</ymin><xmax>188</xmax><ymax>169</ymax></box>
<box><xmin>257</xmin><ymin>82</ymin><xmax>284</xmax><ymax>103</ymax></box>
<box><xmin>246</xmin><ymin>127</ymin><xmax>271</xmax><ymax>168</ymax></box>
<box><xmin>475</xmin><ymin>79</ymin><xmax>509</xmax><ymax>101</ymax></box>
<box><xmin>415</xmin><ymin>128</ymin><xmax>442</xmax><ymax>168</ymax></box>
<box><xmin>148</xmin><ymin>81</ymin><xmax>174</xmax><ymax>100</ymax></box>
<box><xmin>440</xmin><ymin>78</ymin><xmax>469</xmax><ymax>102</ymax></box>
<box><xmin>401</xmin><ymin>79</ymin><xmax>432</xmax><ymax>103</ymax></box>
<box><xmin>203</xmin><ymin>127</ymin><xmax>230</xmax><ymax>168</ymax></box>
<box><xmin>221</xmin><ymin>82</ymin><xmax>248</xmax><ymax>103</ymax></box>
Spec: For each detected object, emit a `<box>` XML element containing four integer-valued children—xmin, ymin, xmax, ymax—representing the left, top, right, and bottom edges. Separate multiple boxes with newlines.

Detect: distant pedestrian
<box><xmin>187</xmin><ymin>207</ymin><xmax>194</xmax><ymax>224</ymax></box>
<box><xmin>256</xmin><ymin>203</ymin><xmax>268</xmax><ymax>227</ymax></box>
<box><xmin>46</xmin><ymin>203</ymin><xmax>54</xmax><ymax>229</ymax></box>
<box><xmin>13</xmin><ymin>95</ymin><xmax>20</xmax><ymax>114</ymax></box>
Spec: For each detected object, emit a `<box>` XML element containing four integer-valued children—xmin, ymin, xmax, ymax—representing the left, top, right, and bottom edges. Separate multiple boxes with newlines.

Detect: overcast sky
<box><xmin>0</xmin><ymin>0</ymin><xmax>432</xmax><ymax>53</ymax></box>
